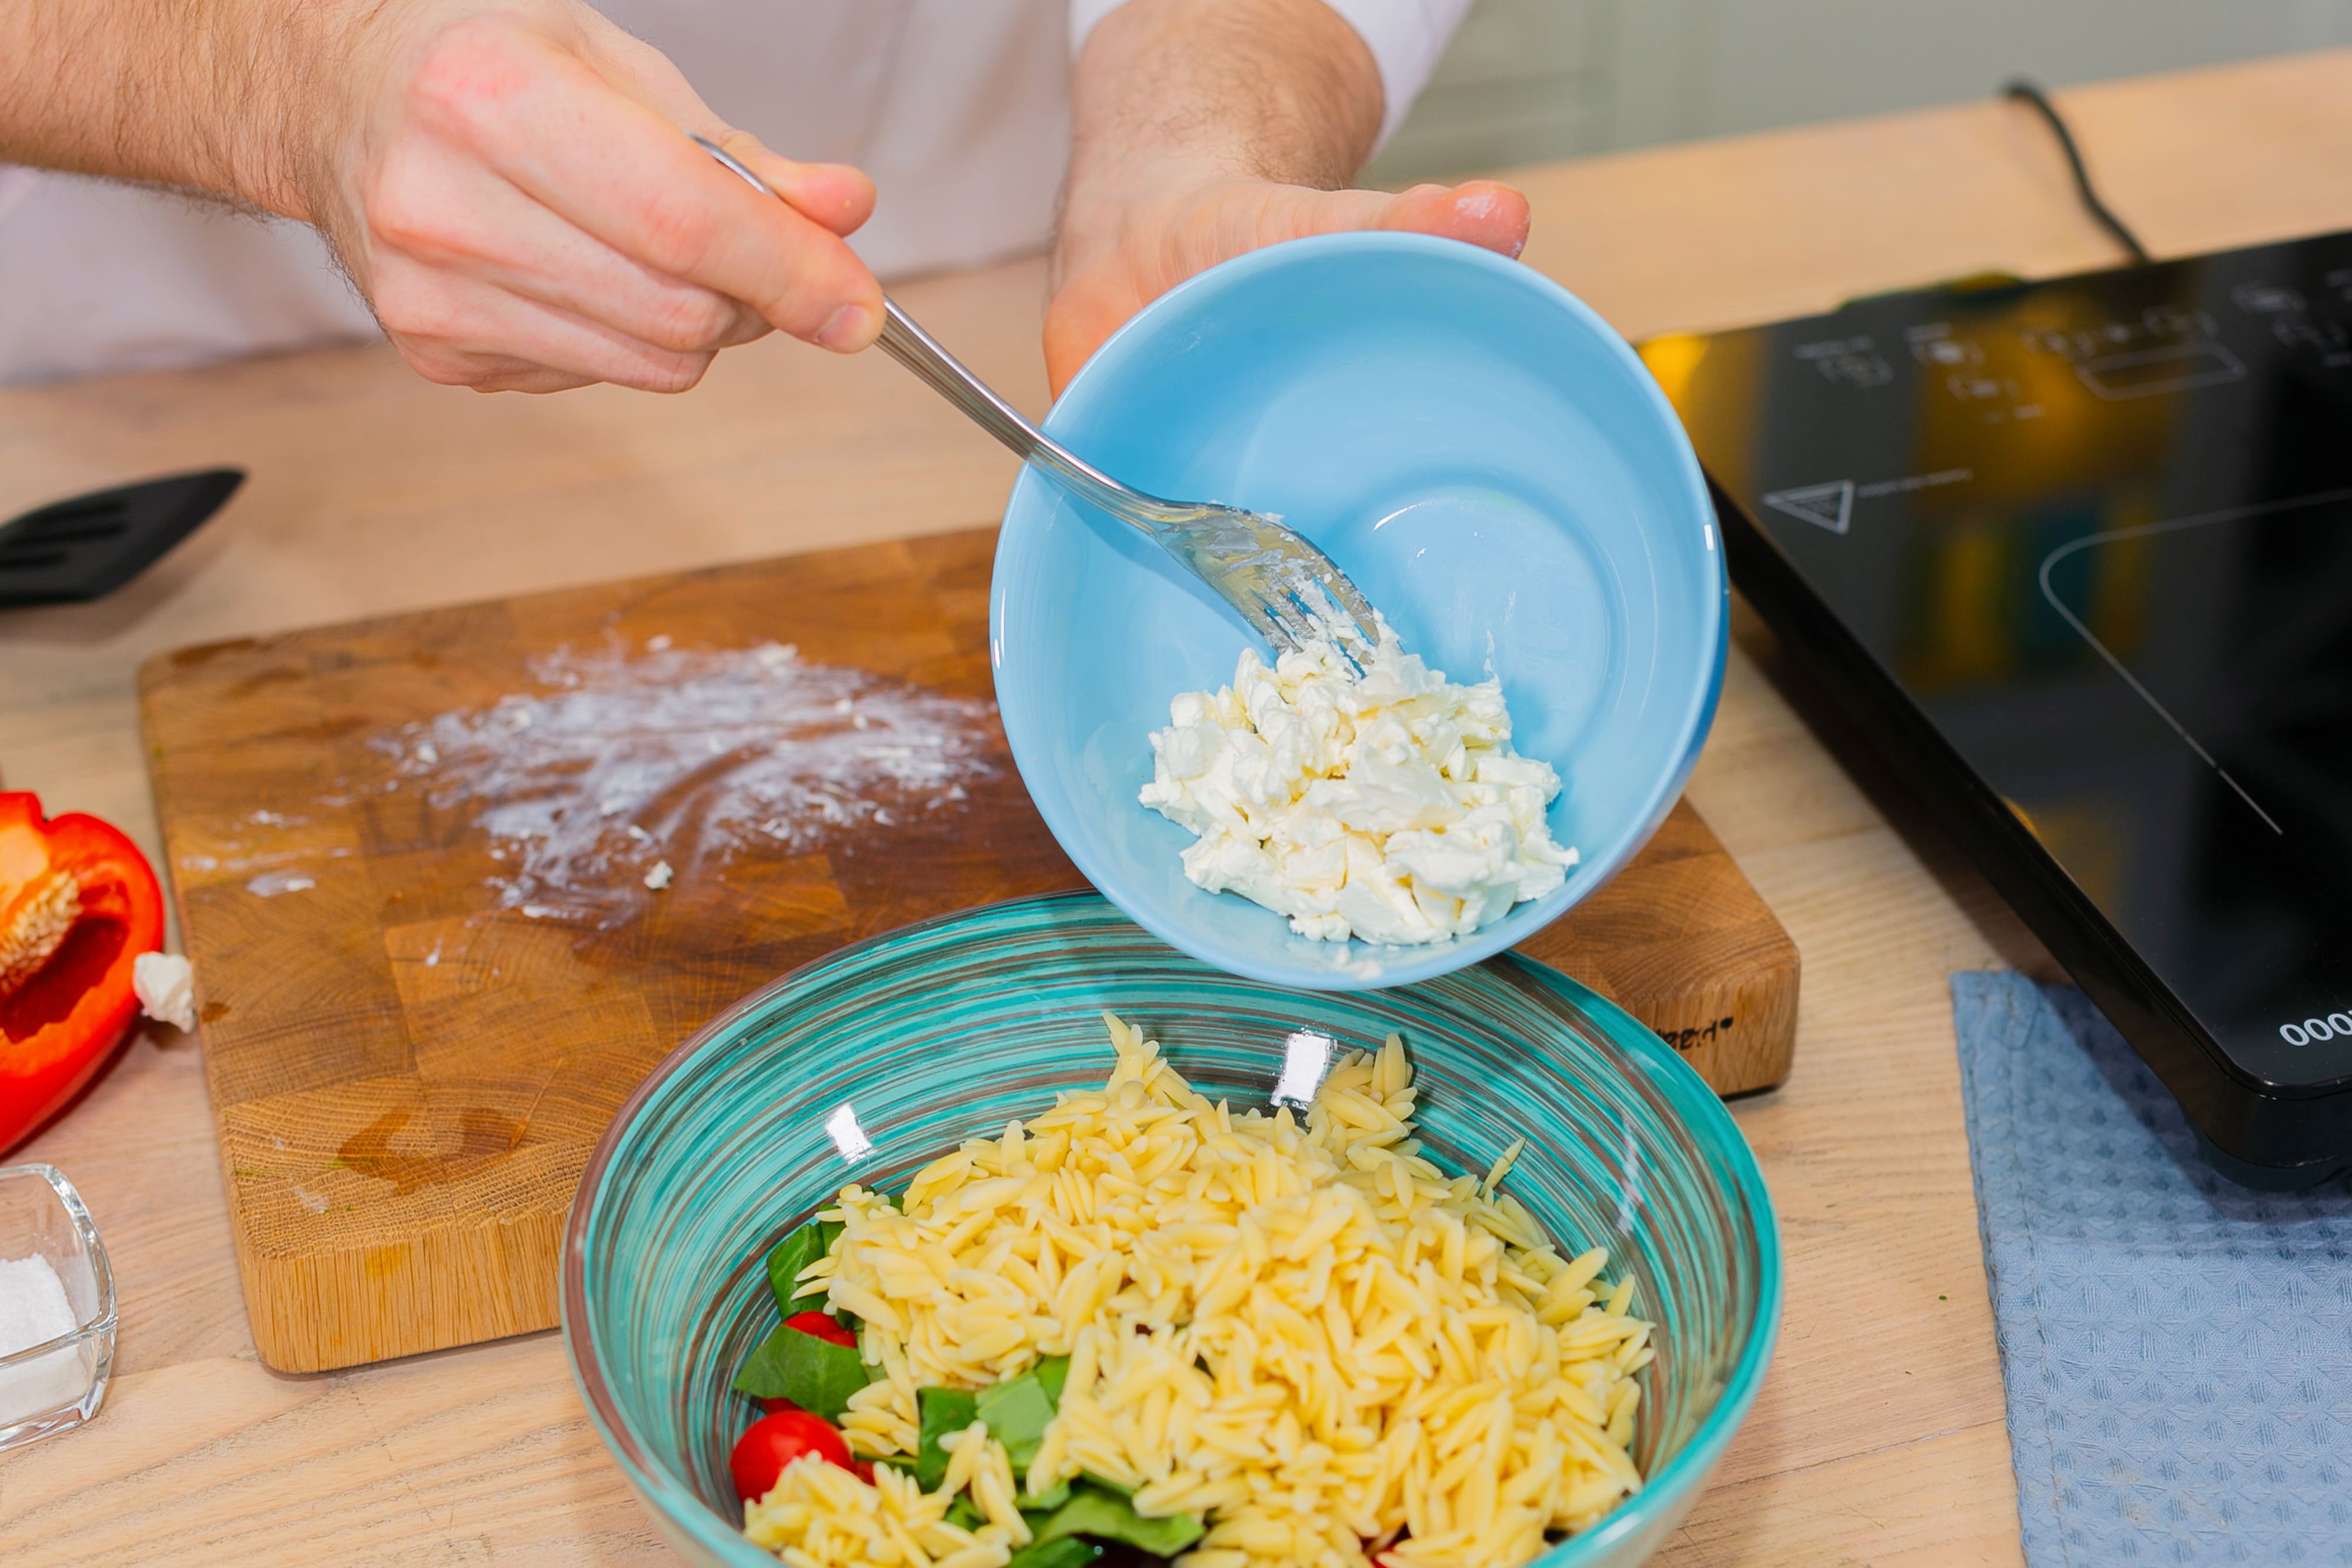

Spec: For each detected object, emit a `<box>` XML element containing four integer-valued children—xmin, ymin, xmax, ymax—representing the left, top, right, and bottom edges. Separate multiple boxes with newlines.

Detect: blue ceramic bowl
<box><xmin>991</xmin><ymin>233</ymin><xmax>1726</xmax><ymax>991</ymax></box>
<box><xmin>563</xmin><ymin>892</ymin><xmax>1779</xmax><ymax>1568</ymax></box>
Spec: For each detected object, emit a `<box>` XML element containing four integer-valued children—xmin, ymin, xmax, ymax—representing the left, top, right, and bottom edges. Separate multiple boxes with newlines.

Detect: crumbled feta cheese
<box><xmin>643</xmin><ymin>860</ymin><xmax>674</xmax><ymax>891</ymax></box>
<box><xmin>132</xmin><ymin>951</ymin><xmax>198</xmax><ymax>1031</ymax></box>
<box><xmin>1140</xmin><ymin>622</ymin><xmax>1578</xmax><ymax>945</ymax></box>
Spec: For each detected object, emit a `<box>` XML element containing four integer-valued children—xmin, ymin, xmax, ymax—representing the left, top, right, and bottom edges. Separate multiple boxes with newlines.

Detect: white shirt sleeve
<box><xmin>1070</xmin><ymin>0</ymin><xmax>1473</xmax><ymax>150</ymax></box>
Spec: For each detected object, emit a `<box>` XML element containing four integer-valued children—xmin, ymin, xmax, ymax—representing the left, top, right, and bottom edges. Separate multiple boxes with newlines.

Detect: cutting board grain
<box><xmin>139</xmin><ymin>526</ymin><xmax>1795</xmax><ymax>1373</ymax></box>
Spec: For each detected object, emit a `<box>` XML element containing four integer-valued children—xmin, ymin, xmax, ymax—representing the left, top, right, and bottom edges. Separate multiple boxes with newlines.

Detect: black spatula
<box><xmin>0</xmin><ymin>469</ymin><xmax>244</xmax><ymax>608</ymax></box>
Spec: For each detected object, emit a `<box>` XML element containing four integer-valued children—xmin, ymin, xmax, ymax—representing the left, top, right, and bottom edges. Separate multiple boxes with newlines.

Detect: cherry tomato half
<box><xmin>783</xmin><ymin>1310</ymin><xmax>857</xmax><ymax>1348</ymax></box>
<box><xmin>730</xmin><ymin>1410</ymin><xmax>854</xmax><ymax>1502</ymax></box>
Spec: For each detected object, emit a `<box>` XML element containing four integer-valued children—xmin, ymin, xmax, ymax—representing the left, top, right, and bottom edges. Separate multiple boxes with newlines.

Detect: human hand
<box><xmin>301</xmin><ymin>0</ymin><xmax>884</xmax><ymax>392</ymax></box>
<box><xmin>1047</xmin><ymin>0</ymin><xmax>1530</xmax><ymax>399</ymax></box>
<box><xmin>1045</xmin><ymin>165</ymin><xmax>1530</xmax><ymax>396</ymax></box>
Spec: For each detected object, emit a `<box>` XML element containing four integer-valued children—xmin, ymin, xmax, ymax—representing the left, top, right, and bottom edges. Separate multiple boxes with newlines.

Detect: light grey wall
<box><xmin>1361</xmin><ymin>0</ymin><xmax>1618</xmax><ymax>187</ymax></box>
<box><xmin>1367</xmin><ymin>0</ymin><xmax>2352</xmax><ymax>187</ymax></box>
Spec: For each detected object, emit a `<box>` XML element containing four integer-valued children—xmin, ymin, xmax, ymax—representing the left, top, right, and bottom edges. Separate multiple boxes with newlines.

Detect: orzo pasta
<box><xmin>727</xmin><ymin>1012</ymin><xmax>1651</xmax><ymax>1568</ymax></box>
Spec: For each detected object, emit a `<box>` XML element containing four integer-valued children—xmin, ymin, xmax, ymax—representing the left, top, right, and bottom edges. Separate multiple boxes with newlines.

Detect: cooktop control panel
<box><xmin>1649</xmin><ymin>232</ymin><xmax>2352</xmax><ymax>1154</ymax></box>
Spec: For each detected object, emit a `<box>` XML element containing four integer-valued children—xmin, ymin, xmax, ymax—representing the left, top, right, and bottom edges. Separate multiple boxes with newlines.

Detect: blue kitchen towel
<box><xmin>1952</xmin><ymin>971</ymin><xmax>2352</xmax><ymax>1567</ymax></box>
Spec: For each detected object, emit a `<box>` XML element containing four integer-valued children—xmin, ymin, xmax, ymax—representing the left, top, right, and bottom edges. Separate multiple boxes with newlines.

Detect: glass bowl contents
<box><xmin>563</xmin><ymin>891</ymin><xmax>1778</xmax><ymax>1568</ymax></box>
<box><xmin>730</xmin><ymin>1014</ymin><xmax>1654</xmax><ymax>1567</ymax></box>
<box><xmin>0</xmin><ymin>1162</ymin><xmax>115</xmax><ymax>1452</ymax></box>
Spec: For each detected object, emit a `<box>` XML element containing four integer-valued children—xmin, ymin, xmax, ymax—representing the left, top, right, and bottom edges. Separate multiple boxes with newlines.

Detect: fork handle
<box><xmin>687</xmin><ymin>133</ymin><xmax>1204</xmax><ymax>535</ymax></box>
<box><xmin>872</xmin><ymin>305</ymin><xmax>1207</xmax><ymax>530</ymax></box>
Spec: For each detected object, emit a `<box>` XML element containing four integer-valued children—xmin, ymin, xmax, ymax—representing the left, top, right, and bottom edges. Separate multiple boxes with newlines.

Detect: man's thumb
<box><xmin>1375</xmin><ymin>182</ymin><xmax>1531</xmax><ymax>259</ymax></box>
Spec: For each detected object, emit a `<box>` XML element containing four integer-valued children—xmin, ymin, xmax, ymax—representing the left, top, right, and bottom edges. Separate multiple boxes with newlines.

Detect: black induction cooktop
<box><xmin>1645</xmin><ymin>230</ymin><xmax>2352</xmax><ymax>1186</ymax></box>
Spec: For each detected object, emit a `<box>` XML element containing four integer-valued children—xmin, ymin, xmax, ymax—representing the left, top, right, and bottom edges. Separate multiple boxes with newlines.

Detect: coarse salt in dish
<box><xmin>0</xmin><ymin>1254</ymin><xmax>83</xmax><ymax>1425</ymax></box>
<box><xmin>1140</xmin><ymin>622</ymin><xmax>1577</xmax><ymax>945</ymax></box>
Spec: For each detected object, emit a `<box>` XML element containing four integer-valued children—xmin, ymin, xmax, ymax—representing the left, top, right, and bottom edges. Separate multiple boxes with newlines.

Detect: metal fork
<box><xmin>690</xmin><ymin>134</ymin><xmax>1378</xmax><ymax>655</ymax></box>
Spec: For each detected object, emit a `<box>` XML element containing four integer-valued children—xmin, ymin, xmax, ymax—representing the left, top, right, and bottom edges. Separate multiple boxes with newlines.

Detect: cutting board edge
<box><xmin>229</xmin><ymin>1205</ymin><xmax>567</xmax><ymax>1374</ymax></box>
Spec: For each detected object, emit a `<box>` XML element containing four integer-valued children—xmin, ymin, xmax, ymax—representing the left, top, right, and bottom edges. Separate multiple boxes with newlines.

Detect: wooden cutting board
<box><xmin>139</xmin><ymin>528</ymin><xmax>1797</xmax><ymax>1373</ymax></box>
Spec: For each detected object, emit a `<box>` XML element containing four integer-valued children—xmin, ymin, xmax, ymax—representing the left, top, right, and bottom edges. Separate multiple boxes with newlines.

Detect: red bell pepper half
<box><xmin>0</xmin><ymin>793</ymin><xmax>165</xmax><ymax>1153</ymax></box>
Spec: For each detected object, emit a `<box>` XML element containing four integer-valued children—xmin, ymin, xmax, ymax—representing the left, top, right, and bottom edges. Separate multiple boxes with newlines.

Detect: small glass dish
<box><xmin>0</xmin><ymin>1163</ymin><xmax>115</xmax><ymax>1453</ymax></box>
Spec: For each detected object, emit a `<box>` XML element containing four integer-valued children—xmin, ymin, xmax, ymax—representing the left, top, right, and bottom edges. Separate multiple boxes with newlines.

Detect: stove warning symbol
<box><xmin>1762</xmin><ymin>480</ymin><xmax>1854</xmax><ymax>535</ymax></box>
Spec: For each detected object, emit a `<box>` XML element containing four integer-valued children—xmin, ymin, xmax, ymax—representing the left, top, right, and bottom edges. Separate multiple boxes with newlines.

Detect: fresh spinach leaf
<box><xmin>1020</xmin><ymin>1479</ymin><xmax>1071</xmax><ymax>1513</ymax></box>
<box><xmin>946</xmin><ymin>1495</ymin><xmax>985</xmax><ymax>1532</ymax></box>
<box><xmin>914</xmin><ymin>1387</ymin><xmax>981</xmax><ymax>1490</ymax></box>
<box><xmin>1004</xmin><ymin>1539</ymin><xmax>1102</xmax><ymax>1568</ymax></box>
<box><xmin>975</xmin><ymin>1373</ymin><xmax>1058</xmax><ymax>1470</ymax></box>
<box><xmin>908</xmin><ymin>1362</ymin><xmax>1074</xmax><ymax>1503</ymax></box>
<box><xmin>1030</xmin><ymin>1483</ymin><xmax>1204</xmax><ymax>1557</ymax></box>
<box><xmin>764</xmin><ymin>1222</ymin><xmax>830</xmax><ymax>1315</ymax></box>
<box><xmin>730</xmin><ymin>1320</ymin><xmax>871</xmax><ymax>1419</ymax></box>
<box><xmin>1033</xmin><ymin>1355</ymin><xmax>1071</xmax><ymax>1409</ymax></box>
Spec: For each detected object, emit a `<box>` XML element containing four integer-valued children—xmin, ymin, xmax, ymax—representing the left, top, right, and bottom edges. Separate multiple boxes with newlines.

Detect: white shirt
<box><xmin>0</xmin><ymin>0</ymin><xmax>1468</xmax><ymax>386</ymax></box>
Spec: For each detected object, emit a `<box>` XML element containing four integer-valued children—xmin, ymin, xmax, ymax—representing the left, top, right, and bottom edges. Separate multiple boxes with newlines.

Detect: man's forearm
<box><xmin>1067</xmin><ymin>0</ymin><xmax>1384</xmax><ymax>216</ymax></box>
<box><xmin>0</xmin><ymin>0</ymin><xmax>362</xmax><ymax>219</ymax></box>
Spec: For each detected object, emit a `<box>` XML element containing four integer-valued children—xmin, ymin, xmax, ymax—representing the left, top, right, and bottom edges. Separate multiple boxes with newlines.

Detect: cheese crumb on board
<box><xmin>132</xmin><ymin>951</ymin><xmax>197</xmax><ymax>1031</ymax></box>
<box><xmin>1140</xmin><ymin>621</ymin><xmax>1577</xmax><ymax>945</ymax></box>
<box><xmin>643</xmin><ymin>860</ymin><xmax>674</xmax><ymax>891</ymax></box>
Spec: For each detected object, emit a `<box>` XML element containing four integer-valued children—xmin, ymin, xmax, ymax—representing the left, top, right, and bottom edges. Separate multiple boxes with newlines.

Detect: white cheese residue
<box><xmin>132</xmin><ymin>951</ymin><xmax>198</xmax><ymax>1032</ymax></box>
<box><xmin>1140</xmin><ymin>621</ymin><xmax>1577</xmax><ymax>945</ymax></box>
<box><xmin>373</xmin><ymin>640</ymin><xmax>998</xmax><ymax>925</ymax></box>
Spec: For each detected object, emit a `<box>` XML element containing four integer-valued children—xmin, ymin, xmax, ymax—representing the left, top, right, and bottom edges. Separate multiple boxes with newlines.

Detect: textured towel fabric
<box><xmin>1951</xmin><ymin>971</ymin><xmax>2352</xmax><ymax>1567</ymax></box>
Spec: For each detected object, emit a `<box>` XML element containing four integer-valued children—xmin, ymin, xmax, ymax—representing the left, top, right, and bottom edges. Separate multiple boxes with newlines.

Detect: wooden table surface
<box><xmin>3</xmin><ymin>47</ymin><xmax>2348</xmax><ymax>1565</ymax></box>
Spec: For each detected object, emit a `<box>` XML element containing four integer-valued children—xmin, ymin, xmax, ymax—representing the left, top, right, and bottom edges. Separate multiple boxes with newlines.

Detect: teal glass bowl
<box><xmin>563</xmin><ymin>892</ymin><xmax>1779</xmax><ymax>1568</ymax></box>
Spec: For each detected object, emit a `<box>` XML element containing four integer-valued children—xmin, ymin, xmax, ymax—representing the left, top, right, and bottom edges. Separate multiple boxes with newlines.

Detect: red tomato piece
<box><xmin>783</xmin><ymin>1310</ymin><xmax>857</xmax><ymax>1348</ymax></box>
<box><xmin>730</xmin><ymin>1410</ymin><xmax>854</xmax><ymax>1502</ymax></box>
<box><xmin>759</xmin><ymin>1396</ymin><xmax>801</xmax><ymax>1416</ymax></box>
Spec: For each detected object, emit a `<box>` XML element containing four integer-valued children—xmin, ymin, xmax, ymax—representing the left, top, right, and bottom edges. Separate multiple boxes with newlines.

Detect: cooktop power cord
<box><xmin>2002</xmin><ymin>78</ymin><xmax>2152</xmax><ymax>265</ymax></box>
